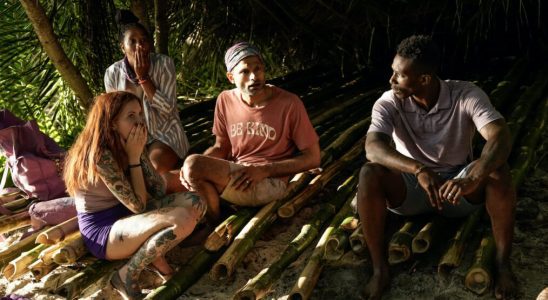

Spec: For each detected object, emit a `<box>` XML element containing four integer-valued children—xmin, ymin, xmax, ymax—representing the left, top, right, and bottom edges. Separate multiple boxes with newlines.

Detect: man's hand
<box><xmin>439</xmin><ymin>176</ymin><xmax>482</xmax><ymax>205</ymax></box>
<box><xmin>230</xmin><ymin>165</ymin><xmax>270</xmax><ymax>191</ymax></box>
<box><xmin>417</xmin><ymin>169</ymin><xmax>444</xmax><ymax>210</ymax></box>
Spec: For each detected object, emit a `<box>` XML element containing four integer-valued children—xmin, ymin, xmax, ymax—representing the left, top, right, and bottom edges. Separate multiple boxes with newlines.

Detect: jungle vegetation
<box><xmin>0</xmin><ymin>0</ymin><xmax>544</xmax><ymax>148</ymax></box>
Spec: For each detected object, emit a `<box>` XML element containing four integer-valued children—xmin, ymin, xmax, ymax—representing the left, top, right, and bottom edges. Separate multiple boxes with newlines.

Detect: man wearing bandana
<box><xmin>180</xmin><ymin>42</ymin><xmax>320</xmax><ymax>223</ymax></box>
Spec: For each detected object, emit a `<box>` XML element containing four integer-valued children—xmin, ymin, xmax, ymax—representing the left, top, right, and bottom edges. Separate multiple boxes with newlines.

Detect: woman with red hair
<box><xmin>64</xmin><ymin>91</ymin><xmax>205</xmax><ymax>299</ymax></box>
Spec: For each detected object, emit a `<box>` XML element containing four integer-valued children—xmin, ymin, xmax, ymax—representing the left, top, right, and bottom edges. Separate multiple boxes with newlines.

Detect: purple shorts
<box><xmin>77</xmin><ymin>204</ymin><xmax>132</xmax><ymax>259</ymax></box>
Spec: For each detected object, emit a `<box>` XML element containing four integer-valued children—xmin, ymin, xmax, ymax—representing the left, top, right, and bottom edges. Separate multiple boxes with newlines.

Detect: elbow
<box><xmin>310</xmin><ymin>155</ymin><xmax>321</xmax><ymax>169</ymax></box>
<box><xmin>365</xmin><ymin>146</ymin><xmax>377</xmax><ymax>163</ymax></box>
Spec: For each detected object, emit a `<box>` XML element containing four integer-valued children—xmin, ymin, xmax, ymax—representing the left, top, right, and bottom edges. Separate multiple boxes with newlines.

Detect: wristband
<box><xmin>128</xmin><ymin>163</ymin><xmax>142</xmax><ymax>169</ymax></box>
<box><xmin>414</xmin><ymin>164</ymin><xmax>427</xmax><ymax>177</ymax></box>
<box><xmin>138</xmin><ymin>78</ymin><xmax>149</xmax><ymax>85</ymax></box>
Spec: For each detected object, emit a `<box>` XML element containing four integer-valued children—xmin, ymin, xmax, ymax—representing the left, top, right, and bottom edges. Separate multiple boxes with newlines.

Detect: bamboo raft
<box><xmin>0</xmin><ymin>58</ymin><xmax>546</xmax><ymax>299</ymax></box>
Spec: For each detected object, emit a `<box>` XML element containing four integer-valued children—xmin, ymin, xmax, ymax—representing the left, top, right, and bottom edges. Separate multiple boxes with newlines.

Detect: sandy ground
<box><xmin>1</xmin><ymin>159</ymin><xmax>547</xmax><ymax>300</ymax></box>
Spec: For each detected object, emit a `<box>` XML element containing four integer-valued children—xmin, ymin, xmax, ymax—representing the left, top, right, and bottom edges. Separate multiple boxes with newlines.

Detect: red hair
<box><xmin>64</xmin><ymin>91</ymin><xmax>142</xmax><ymax>196</ymax></box>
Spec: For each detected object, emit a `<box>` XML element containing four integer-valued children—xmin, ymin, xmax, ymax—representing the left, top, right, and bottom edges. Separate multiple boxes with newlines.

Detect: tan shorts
<box><xmin>220</xmin><ymin>162</ymin><xmax>287</xmax><ymax>207</ymax></box>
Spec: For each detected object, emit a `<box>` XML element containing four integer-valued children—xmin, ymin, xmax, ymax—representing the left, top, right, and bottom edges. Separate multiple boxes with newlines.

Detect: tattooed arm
<box><xmin>141</xmin><ymin>150</ymin><xmax>166</xmax><ymax>199</ymax></box>
<box><xmin>97</xmin><ymin>150</ymin><xmax>147</xmax><ymax>213</ymax></box>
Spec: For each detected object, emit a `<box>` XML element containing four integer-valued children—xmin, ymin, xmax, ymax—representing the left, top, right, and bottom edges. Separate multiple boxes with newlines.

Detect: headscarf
<box><xmin>224</xmin><ymin>42</ymin><xmax>263</xmax><ymax>72</ymax></box>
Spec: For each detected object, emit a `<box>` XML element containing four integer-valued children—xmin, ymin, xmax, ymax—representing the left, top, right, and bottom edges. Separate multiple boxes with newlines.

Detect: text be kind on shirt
<box><xmin>230</xmin><ymin>121</ymin><xmax>276</xmax><ymax>140</ymax></box>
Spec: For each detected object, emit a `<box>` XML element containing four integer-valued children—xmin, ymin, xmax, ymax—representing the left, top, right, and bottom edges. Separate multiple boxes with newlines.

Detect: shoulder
<box><xmin>150</xmin><ymin>53</ymin><xmax>173</xmax><ymax>63</ymax></box>
<box><xmin>215</xmin><ymin>89</ymin><xmax>239</xmax><ymax>110</ymax></box>
<box><xmin>105</xmin><ymin>59</ymin><xmax>124</xmax><ymax>75</ymax></box>
<box><xmin>270</xmin><ymin>85</ymin><xmax>304</xmax><ymax>108</ymax></box>
<box><xmin>150</xmin><ymin>53</ymin><xmax>175</xmax><ymax>71</ymax></box>
<box><xmin>373</xmin><ymin>90</ymin><xmax>398</xmax><ymax>111</ymax></box>
<box><xmin>446</xmin><ymin>80</ymin><xmax>488</xmax><ymax>102</ymax></box>
<box><xmin>217</xmin><ymin>89</ymin><xmax>239</xmax><ymax>102</ymax></box>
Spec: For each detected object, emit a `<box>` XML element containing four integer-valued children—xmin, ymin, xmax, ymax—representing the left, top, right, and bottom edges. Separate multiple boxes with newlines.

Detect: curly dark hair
<box><xmin>396</xmin><ymin>35</ymin><xmax>440</xmax><ymax>74</ymax></box>
<box><xmin>115</xmin><ymin>9</ymin><xmax>150</xmax><ymax>43</ymax></box>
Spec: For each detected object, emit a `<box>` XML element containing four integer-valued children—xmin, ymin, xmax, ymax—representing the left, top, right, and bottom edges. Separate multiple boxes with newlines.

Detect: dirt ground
<box><xmin>0</xmin><ymin>153</ymin><xmax>547</xmax><ymax>300</ymax></box>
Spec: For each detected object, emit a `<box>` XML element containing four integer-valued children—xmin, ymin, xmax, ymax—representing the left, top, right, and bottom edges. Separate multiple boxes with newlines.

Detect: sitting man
<box><xmin>356</xmin><ymin>35</ymin><xmax>516</xmax><ymax>299</ymax></box>
<box><xmin>181</xmin><ymin>42</ymin><xmax>320</xmax><ymax>223</ymax></box>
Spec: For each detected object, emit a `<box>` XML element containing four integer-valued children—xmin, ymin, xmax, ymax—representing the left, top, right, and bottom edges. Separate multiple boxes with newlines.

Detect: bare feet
<box><xmin>111</xmin><ymin>269</ymin><xmax>144</xmax><ymax>300</ymax></box>
<box><xmin>494</xmin><ymin>263</ymin><xmax>517</xmax><ymax>299</ymax></box>
<box><xmin>364</xmin><ymin>266</ymin><xmax>390</xmax><ymax>300</ymax></box>
<box><xmin>151</xmin><ymin>256</ymin><xmax>174</xmax><ymax>276</ymax></box>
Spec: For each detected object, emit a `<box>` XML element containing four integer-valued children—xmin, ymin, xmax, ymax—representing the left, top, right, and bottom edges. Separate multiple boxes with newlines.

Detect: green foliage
<box><xmin>0</xmin><ymin>0</ymin><xmax>544</xmax><ymax>149</ymax></box>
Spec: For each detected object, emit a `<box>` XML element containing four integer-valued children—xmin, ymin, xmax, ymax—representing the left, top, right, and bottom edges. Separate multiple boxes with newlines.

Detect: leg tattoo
<box><xmin>124</xmin><ymin>227</ymin><xmax>181</xmax><ymax>295</ymax></box>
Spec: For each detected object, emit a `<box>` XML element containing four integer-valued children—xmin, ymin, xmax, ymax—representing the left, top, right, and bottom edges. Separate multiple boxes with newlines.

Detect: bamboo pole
<box><xmin>35</xmin><ymin>216</ymin><xmax>78</xmax><ymax>245</ymax></box>
<box><xmin>510</xmin><ymin>97</ymin><xmax>548</xmax><ymax>187</ymax></box>
<box><xmin>234</xmin><ymin>173</ymin><xmax>359</xmax><ymax>300</ymax></box>
<box><xmin>144</xmin><ymin>249</ymin><xmax>225</xmax><ymax>300</ymax></box>
<box><xmin>349</xmin><ymin>226</ymin><xmax>367</xmax><ymax>254</ymax></box>
<box><xmin>209</xmin><ymin>171</ymin><xmax>316</xmax><ymax>280</ymax></box>
<box><xmin>0</xmin><ymin>211</ymin><xmax>30</xmax><ymax>234</ymax></box>
<box><xmin>278</xmin><ymin>138</ymin><xmax>364</xmax><ymax>218</ymax></box>
<box><xmin>324</xmin><ymin>229</ymin><xmax>350</xmax><ymax>262</ymax></box>
<box><xmin>210</xmin><ymin>200</ymin><xmax>279</xmax><ymax>281</ymax></box>
<box><xmin>310</xmin><ymin>89</ymin><xmax>380</xmax><ymax>126</ymax></box>
<box><xmin>40</xmin><ymin>231</ymin><xmax>81</xmax><ymax>265</ymax></box>
<box><xmin>56</xmin><ymin>258</ymin><xmax>123</xmax><ymax>300</ymax></box>
<box><xmin>464</xmin><ymin>232</ymin><xmax>496</xmax><ymax>295</ymax></box>
<box><xmin>339</xmin><ymin>216</ymin><xmax>359</xmax><ymax>232</ymax></box>
<box><xmin>489</xmin><ymin>57</ymin><xmax>529</xmax><ymax>110</ymax></box>
<box><xmin>29</xmin><ymin>259</ymin><xmax>57</xmax><ymax>280</ymax></box>
<box><xmin>205</xmin><ymin>208</ymin><xmax>256</xmax><ymax>251</ymax></box>
<box><xmin>0</xmin><ymin>190</ymin><xmax>23</xmax><ymax>202</ymax></box>
<box><xmin>324</xmin><ymin>216</ymin><xmax>356</xmax><ymax>261</ymax></box>
<box><xmin>52</xmin><ymin>232</ymin><xmax>87</xmax><ymax>265</ymax></box>
<box><xmin>289</xmin><ymin>195</ymin><xmax>356</xmax><ymax>300</ymax></box>
<box><xmin>438</xmin><ymin>208</ymin><xmax>484</xmax><ymax>274</ymax></box>
<box><xmin>317</xmin><ymin>104</ymin><xmax>372</xmax><ymax>148</ymax></box>
<box><xmin>412</xmin><ymin>216</ymin><xmax>449</xmax><ymax>254</ymax></box>
<box><xmin>2</xmin><ymin>196</ymin><xmax>32</xmax><ymax>212</ymax></box>
<box><xmin>388</xmin><ymin>221</ymin><xmax>423</xmax><ymax>265</ymax></box>
<box><xmin>0</xmin><ymin>226</ymin><xmax>48</xmax><ymax>270</ymax></box>
<box><xmin>320</xmin><ymin>117</ymin><xmax>371</xmax><ymax>166</ymax></box>
<box><xmin>3</xmin><ymin>243</ymin><xmax>47</xmax><ymax>280</ymax></box>
<box><xmin>506</xmin><ymin>67</ymin><xmax>548</xmax><ymax>145</ymax></box>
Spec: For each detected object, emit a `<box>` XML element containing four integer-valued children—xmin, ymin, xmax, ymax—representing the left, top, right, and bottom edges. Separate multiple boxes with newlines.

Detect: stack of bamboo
<box><xmin>2</xmin><ymin>57</ymin><xmax>545</xmax><ymax>300</ymax></box>
<box><xmin>0</xmin><ymin>215</ymin><xmax>86</xmax><ymax>283</ymax></box>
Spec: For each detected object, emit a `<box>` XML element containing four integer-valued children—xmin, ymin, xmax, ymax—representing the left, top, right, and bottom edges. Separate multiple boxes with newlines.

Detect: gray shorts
<box><xmin>388</xmin><ymin>164</ymin><xmax>482</xmax><ymax>218</ymax></box>
<box><xmin>220</xmin><ymin>162</ymin><xmax>287</xmax><ymax>207</ymax></box>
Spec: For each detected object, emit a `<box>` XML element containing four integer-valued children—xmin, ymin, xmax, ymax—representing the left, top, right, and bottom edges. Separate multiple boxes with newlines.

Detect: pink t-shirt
<box><xmin>213</xmin><ymin>85</ymin><xmax>319</xmax><ymax>165</ymax></box>
<box><xmin>368</xmin><ymin>79</ymin><xmax>503</xmax><ymax>173</ymax></box>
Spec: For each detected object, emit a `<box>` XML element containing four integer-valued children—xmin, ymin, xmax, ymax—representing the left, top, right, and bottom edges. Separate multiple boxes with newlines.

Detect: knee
<box><xmin>149</xmin><ymin>148</ymin><xmax>178</xmax><ymax>174</ymax></box>
<box><xmin>357</xmin><ymin>163</ymin><xmax>387</xmax><ymax>203</ymax></box>
<box><xmin>168</xmin><ymin>207</ymin><xmax>198</xmax><ymax>238</ymax></box>
<box><xmin>182</xmin><ymin>154</ymin><xmax>206</xmax><ymax>182</ymax></box>
<box><xmin>359</xmin><ymin>162</ymin><xmax>384</xmax><ymax>184</ymax></box>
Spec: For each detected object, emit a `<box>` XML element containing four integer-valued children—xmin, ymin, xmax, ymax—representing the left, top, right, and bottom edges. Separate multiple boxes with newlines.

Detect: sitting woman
<box><xmin>105</xmin><ymin>10</ymin><xmax>188</xmax><ymax>192</ymax></box>
<box><xmin>64</xmin><ymin>92</ymin><xmax>206</xmax><ymax>299</ymax></box>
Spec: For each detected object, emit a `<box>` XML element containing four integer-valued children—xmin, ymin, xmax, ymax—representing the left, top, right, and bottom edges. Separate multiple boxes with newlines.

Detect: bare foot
<box><xmin>151</xmin><ymin>256</ymin><xmax>174</xmax><ymax>276</ymax></box>
<box><xmin>364</xmin><ymin>266</ymin><xmax>390</xmax><ymax>300</ymax></box>
<box><xmin>494</xmin><ymin>263</ymin><xmax>517</xmax><ymax>299</ymax></box>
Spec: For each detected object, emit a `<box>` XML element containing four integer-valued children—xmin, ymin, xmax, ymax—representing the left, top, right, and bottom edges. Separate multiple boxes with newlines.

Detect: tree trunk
<box><xmin>154</xmin><ymin>0</ymin><xmax>169</xmax><ymax>55</ymax></box>
<box><xmin>130</xmin><ymin>0</ymin><xmax>152</xmax><ymax>33</ymax></box>
<box><xmin>19</xmin><ymin>0</ymin><xmax>93</xmax><ymax>110</ymax></box>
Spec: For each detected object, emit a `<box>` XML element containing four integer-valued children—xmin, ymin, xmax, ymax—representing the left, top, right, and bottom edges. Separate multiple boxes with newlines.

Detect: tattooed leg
<box><xmin>123</xmin><ymin>227</ymin><xmax>180</xmax><ymax>295</ymax></box>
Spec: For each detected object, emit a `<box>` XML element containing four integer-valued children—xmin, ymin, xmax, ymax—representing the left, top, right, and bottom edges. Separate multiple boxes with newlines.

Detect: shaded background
<box><xmin>0</xmin><ymin>0</ymin><xmax>545</xmax><ymax>146</ymax></box>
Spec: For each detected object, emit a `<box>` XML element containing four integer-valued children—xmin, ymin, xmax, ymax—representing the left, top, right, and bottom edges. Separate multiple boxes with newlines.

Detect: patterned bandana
<box><xmin>224</xmin><ymin>42</ymin><xmax>262</xmax><ymax>72</ymax></box>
